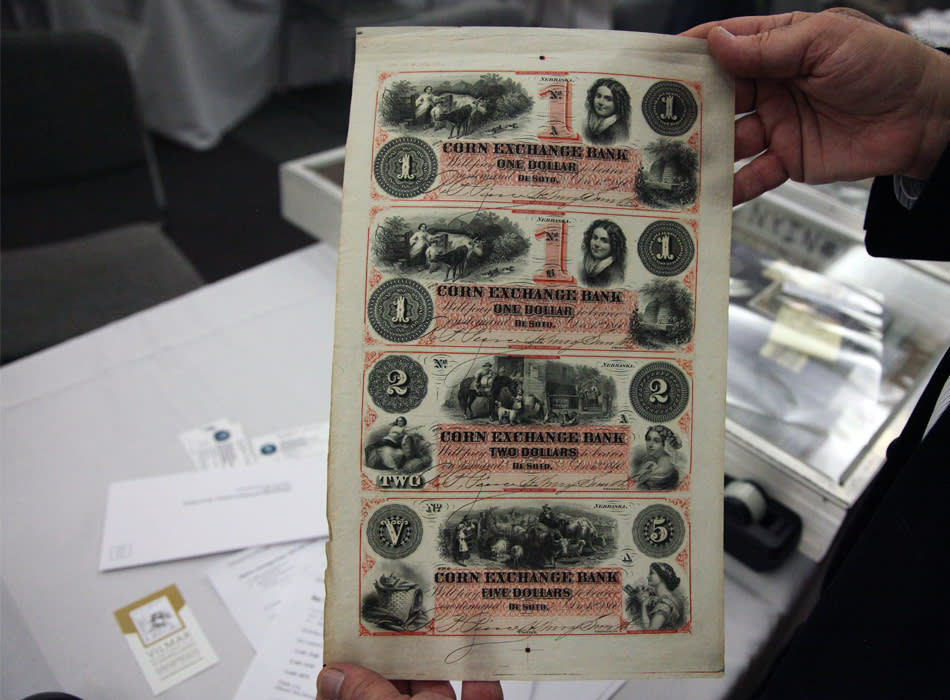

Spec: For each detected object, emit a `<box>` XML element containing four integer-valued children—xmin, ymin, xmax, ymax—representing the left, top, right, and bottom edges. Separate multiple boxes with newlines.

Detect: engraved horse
<box><xmin>457</xmin><ymin>374</ymin><xmax>520</xmax><ymax>420</ymax></box>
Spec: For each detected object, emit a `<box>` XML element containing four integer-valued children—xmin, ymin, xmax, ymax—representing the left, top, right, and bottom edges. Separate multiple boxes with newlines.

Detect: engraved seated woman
<box><xmin>630</xmin><ymin>425</ymin><xmax>683</xmax><ymax>490</ymax></box>
<box><xmin>624</xmin><ymin>562</ymin><xmax>687</xmax><ymax>630</ymax></box>
<box><xmin>364</xmin><ymin>417</ymin><xmax>432</xmax><ymax>473</ymax></box>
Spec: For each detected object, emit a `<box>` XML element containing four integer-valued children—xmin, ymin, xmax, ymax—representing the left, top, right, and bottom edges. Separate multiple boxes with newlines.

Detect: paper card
<box><xmin>767</xmin><ymin>305</ymin><xmax>843</xmax><ymax>363</ymax></box>
<box><xmin>113</xmin><ymin>584</ymin><xmax>218</xmax><ymax>695</ymax></box>
<box><xmin>533</xmin><ymin>680</ymin><xmax>626</xmax><ymax>700</ymax></box>
<box><xmin>455</xmin><ymin>682</ymin><xmax>536</xmax><ymax>700</ymax></box>
<box><xmin>99</xmin><ymin>459</ymin><xmax>328</xmax><ymax>571</ymax></box>
<box><xmin>251</xmin><ymin>421</ymin><xmax>330</xmax><ymax>463</ymax></box>
<box><xmin>231</xmin><ymin>560</ymin><xmax>326</xmax><ymax>700</ymax></box>
<box><xmin>206</xmin><ymin>540</ymin><xmax>326</xmax><ymax>649</ymax></box>
<box><xmin>180</xmin><ymin>418</ymin><xmax>256</xmax><ymax>470</ymax></box>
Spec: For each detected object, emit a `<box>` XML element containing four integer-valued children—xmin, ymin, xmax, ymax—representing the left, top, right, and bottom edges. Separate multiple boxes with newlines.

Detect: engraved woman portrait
<box><xmin>631</xmin><ymin>424</ymin><xmax>683</xmax><ymax>490</ymax></box>
<box><xmin>580</xmin><ymin>219</ymin><xmax>626</xmax><ymax>288</ymax></box>
<box><xmin>584</xmin><ymin>78</ymin><xmax>631</xmax><ymax>145</ymax></box>
<box><xmin>624</xmin><ymin>562</ymin><xmax>687</xmax><ymax>630</ymax></box>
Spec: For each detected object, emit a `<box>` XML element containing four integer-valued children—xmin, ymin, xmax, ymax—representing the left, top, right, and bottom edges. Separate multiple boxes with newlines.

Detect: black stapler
<box><xmin>724</xmin><ymin>474</ymin><xmax>802</xmax><ymax>571</ymax></box>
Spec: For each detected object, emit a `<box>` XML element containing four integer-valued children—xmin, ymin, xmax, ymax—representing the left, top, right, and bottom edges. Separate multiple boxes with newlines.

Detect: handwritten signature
<box><xmin>438</xmin><ymin>614</ymin><xmax>617</xmax><ymax>663</ymax></box>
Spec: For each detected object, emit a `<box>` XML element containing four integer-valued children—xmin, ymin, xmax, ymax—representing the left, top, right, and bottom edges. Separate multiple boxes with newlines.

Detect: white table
<box><xmin>2</xmin><ymin>244</ymin><xmax>817</xmax><ymax>700</ymax></box>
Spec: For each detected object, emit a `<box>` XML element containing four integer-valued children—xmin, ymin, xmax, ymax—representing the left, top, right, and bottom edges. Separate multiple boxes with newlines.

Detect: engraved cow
<box><xmin>425</xmin><ymin>232</ymin><xmax>484</xmax><ymax>281</ymax></box>
<box><xmin>430</xmin><ymin>93</ymin><xmax>489</xmax><ymax>138</ymax></box>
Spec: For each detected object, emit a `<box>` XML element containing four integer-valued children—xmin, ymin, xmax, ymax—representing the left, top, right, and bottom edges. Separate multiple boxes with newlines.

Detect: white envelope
<box><xmin>99</xmin><ymin>459</ymin><xmax>328</xmax><ymax>571</ymax></box>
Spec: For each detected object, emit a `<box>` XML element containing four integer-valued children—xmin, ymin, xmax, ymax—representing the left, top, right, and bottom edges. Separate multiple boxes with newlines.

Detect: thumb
<box><xmin>706</xmin><ymin>21</ymin><xmax>817</xmax><ymax>80</ymax></box>
<box><xmin>317</xmin><ymin>664</ymin><xmax>462</xmax><ymax>700</ymax></box>
<box><xmin>316</xmin><ymin>664</ymin><xmax>401</xmax><ymax>700</ymax></box>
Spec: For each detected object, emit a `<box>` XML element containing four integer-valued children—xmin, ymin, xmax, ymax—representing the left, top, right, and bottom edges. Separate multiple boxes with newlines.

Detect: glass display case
<box><xmin>727</xmin><ymin>180</ymin><xmax>950</xmax><ymax>559</ymax></box>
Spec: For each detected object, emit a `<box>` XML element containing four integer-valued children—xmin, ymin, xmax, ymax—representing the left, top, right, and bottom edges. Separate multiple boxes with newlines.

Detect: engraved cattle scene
<box><xmin>446</xmin><ymin>356</ymin><xmax>616</xmax><ymax>425</ymax></box>
<box><xmin>379</xmin><ymin>74</ymin><xmax>534</xmax><ymax>139</ymax></box>
<box><xmin>372</xmin><ymin>211</ymin><xmax>530</xmax><ymax>282</ymax></box>
<box><xmin>440</xmin><ymin>503</ymin><xmax>617</xmax><ymax>569</ymax></box>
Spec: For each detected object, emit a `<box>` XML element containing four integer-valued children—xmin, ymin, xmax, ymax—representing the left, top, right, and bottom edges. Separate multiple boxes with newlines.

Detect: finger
<box><xmin>408</xmin><ymin>680</ymin><xmax>457</xmax><ymax>698</ymax></box>
<box><xmin>734</xmin><ymin>113</ymin><xmax>767</xmax><ymax>161</ymax></box>
<box><xmin>735</xmin><ymin>78</ymin><xmax>756</xmax><ymax>115</ymax></box>
<box><xmin>461</xmin><ymin>680</ymin><xmax>504</xmax><ymax>700</ymax></box>
<box><xmin>733</xmin><ymin>152</ymin><xmax>790</xmax><ymax>205</ymax></box>
<box><xmin>317</xmin><ymin>663</ymin><xmax>404</xmax><ymax>700</ymax></box>
<box><xmin>680</xmin><ymin>12</ymin><xmax>802</xmax><ymax>39</ymax></box>
<box><xmin>705</xmin><ymin>22</ymin><xmax>815</xmax><ymax>80</ymax></box>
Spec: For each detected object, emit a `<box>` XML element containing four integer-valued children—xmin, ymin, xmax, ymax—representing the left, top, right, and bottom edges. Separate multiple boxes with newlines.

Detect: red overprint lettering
<box><xmin>437</xmin><ymin>149</ymin><xmax>641</xmax><ymax>205</ymax></box>
<box><xmin>433</xmin><ymin>569</ymin><xmax>622</xmax><ymax>624</ymax></box>
<box><xmin>438</xmin><ymin>425</ymin><xmax>629</xmax><ymax>480</ymax></box>
<box><xmin>433</xmin><ymin>287</ymin><xmax>635</xmax><ymax>349</ymax></box>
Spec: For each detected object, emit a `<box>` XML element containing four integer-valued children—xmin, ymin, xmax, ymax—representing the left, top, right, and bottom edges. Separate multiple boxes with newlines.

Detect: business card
<box><xmin>251</xmin><ymin>421</ymin><xmax>329</xmax><ymax>462</ymax></box>
<box><xmin>179</xmin><ymin>418</ymin><xmax>255</xmax><ymax>470</ymax></box>
<box><xmin>114</xmin><ymin>584</ymin><xmax>218</xmax><ymax>694</ymax></box>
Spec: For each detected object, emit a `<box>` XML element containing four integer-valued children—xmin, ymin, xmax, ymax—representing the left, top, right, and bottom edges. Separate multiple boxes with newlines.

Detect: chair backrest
<box><xmin>1</xmin><ymin>31</ymin><xmax>165</xmax><ymax>247</ymax></box>
<box><xmin>1</xmin><ymin>31</ymin><xmax>204</xmax><ymax>364</ymax></box>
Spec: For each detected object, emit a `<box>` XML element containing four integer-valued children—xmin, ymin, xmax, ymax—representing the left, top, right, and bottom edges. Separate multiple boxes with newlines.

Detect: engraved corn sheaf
<box><xmin>367</xmin><ymin>355</ymin><xmax>428</xmax><ymax>413</ymax></box>
<box><xmin>632</xmin><ymin>504</ymin><xmax>686</xmax><ymax>558</ymax></box>
<box><xmin>373</xmin><ymin>136</ymin><xmax>439</xmax><ymax>198</ymax></box>
<box><xmin>367</xmin><ymin>278</ymin><xmax>433</xmax><ymax>343</ymax></box>
<box><xmin>637</xmin><ymin>220</ymin><xmax>695</xmax><ymax>276</ymax></box>
<box><xmin>629</xmin><ymin>362</ymin><xmax>690</xmax><ymax>422</ymax></box>
<box><xmin>641</xmin><ymin>81</ymin><xmax>698</xmax><ymax>137</ymax></box>
<box><xmin>366</xmin><ymin>504</ymin><xmax>423</xmax><ymax>559</ymax></box>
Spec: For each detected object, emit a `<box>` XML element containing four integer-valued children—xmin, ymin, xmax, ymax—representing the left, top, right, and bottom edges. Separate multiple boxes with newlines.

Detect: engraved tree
<box><xmin>635</xmin><ymin>139</ymin><xmax>699</xmax><ymax>208</ymax></box>
<box><xmin>380</xmin><ymin>80</ymin><xmax>416</xmax><ymax>125</ymax></box>
<box><xmin>630</xmin><ymin>279</ymin><xmax>694</xmax><ymax>348</ymax></box>
<box><xmin>372</xmin><ymin>215</ymin><xmax>411</xmax><ymax>265</ymax></box>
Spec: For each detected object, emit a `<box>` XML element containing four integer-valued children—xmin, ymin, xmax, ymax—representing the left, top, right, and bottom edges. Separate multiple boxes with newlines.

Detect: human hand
<box><xmin>316</xmin><ymin>663</ymin><xmax>504</xmax><ymax>700</ymax></box>
<box><xmin>683</xmin><ymin>9</ymin><xmax>950</xmax><ymax>204</ymax></box>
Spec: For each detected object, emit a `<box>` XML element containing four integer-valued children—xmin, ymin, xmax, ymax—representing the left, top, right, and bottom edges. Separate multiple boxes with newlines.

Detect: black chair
<box><xmin>1</xmin><ymin>31</ymin><xmax>203</xmax><ymax>363</ymax></box>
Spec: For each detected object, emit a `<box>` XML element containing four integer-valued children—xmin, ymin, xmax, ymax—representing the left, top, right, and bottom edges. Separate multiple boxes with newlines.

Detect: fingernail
<box><xmin>716</xmin><ymin>26</ymin><xmax>735</xmax><ymax>38</ymax></box>
<box><xmin>317</xmin><ymin>668</ymin><xmax>345</xmax><ymax>699</ymax></box>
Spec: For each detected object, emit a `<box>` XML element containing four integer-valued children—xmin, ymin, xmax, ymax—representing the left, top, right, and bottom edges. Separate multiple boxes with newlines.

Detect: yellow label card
<box><xmin>114</xmin><ymin>584</ymin><xmax>218</xmax><ymax>694</ymax></box>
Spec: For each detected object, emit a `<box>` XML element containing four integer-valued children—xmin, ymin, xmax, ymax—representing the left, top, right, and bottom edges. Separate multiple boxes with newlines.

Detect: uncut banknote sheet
<box><xmin>325</xmin><ymin>26</ymin><xmax>733</xmax><ymax>680</ymax></box>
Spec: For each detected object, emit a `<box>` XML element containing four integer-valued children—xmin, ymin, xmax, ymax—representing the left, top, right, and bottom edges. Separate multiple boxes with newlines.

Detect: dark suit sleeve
<box><xmin>864</xmin><ymin>144</ymin><xmax>950</xmax><ymax>261</ymax></box>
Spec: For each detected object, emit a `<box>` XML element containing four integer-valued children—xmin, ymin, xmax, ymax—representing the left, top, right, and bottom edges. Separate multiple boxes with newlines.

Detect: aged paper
<box><xmin>326</xmin><ymin>26</ymin><xmax>732</xmax><ymax>680</ymax></box>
